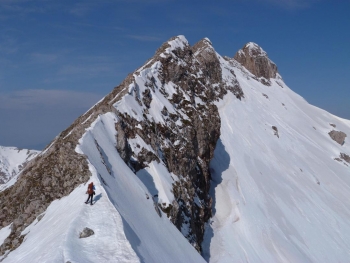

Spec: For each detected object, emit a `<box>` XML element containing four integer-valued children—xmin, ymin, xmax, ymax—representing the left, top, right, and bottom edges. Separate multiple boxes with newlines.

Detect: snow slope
<box><xmin>1</xmin><ymin>182</ymin><xmax>140</xmax><ymax>262</ymax></box>
<box><xmin>2</xmin><ymin>35</ymin><xmax>350</xmax><ymax>263</ymax></box>
<box><xmin>1</xmin><ymin>113</ymin><xmax>205</xmax><ymax>263</ymax></box>
<box><xmin>202</xmin><ymin>60</ymin><xmax>350</xmax><ymax>262</ymax></box>
<box><xmin>0</xmin><ymin>146</ymin><xmax>39</xmax><ymax>186</ymax></box>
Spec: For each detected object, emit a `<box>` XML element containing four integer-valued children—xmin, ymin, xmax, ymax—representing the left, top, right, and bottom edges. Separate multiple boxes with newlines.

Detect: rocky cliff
<box><xmin>0</xmin><ymin>36</ymin><xmax>246</xmax><ymax>255</ymax></box>
<box><xmin>1</xmin><ymin>35</ymin><xmax>350</xmax><ymax>263</ymax></box>
<box><xmin>234</xmin><ymin>42</ymin><xmax>278</xmax><ymax>85</ymax></box>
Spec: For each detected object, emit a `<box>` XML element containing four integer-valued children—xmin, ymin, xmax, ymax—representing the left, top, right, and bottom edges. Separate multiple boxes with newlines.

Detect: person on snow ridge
<box><xmin>85</xmin><ymin>182</ymin><xmax>96</xmax><ymax>205</ymax></box>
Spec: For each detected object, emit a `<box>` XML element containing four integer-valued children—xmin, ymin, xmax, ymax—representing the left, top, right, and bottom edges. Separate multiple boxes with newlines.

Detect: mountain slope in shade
<box><xmin>0</xmin><ymin>146</ymin><xmax>39</xmax><ymax>186</ymax></box>
<box><xmin>1</xmin><ymin>36</ymin><xmax>350</xmax><ymax>262</ymax></box>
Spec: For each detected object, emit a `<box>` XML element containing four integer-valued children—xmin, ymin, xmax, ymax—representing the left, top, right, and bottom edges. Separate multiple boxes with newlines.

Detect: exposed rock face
<box><xmin>116</xmin><ymin>121</ymin><xmax>133</xmax><ymax>163</ymax></box>
<box><xmin>0</xmin><ymin>143</ymin><xmax>90</xmax><ymax>254</ymax></box>
<box><xmin>340</xmin><ymin>153</ymin><xmax>350</xmax><ymax>163</ymax></box>
<box><xmin>0</xmin><ymin>171</ymin><xmax>6</xmax><ymax>184</ymax></box>
<box><xmin>114</xmin><ymin>37</ymin><xmax>243</xmax><ymax>251</ymax></box>
<box><xmin>329</xmin><ymin>130</ymin><xmax>347</xmax><ymax>145</ymax></box>
<box><xmin>0</xmin><ymin>35</ymin><xmax>246</xmax><ymax>255</ymax></box>
<box><xmin>234</xmin><ymin>42</ymin><xmax>278</xmax><ymax>82</ymax></box>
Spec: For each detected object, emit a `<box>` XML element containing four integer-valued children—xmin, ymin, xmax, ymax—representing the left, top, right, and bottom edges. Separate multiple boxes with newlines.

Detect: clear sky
<box><xmin>0</xmin><ymin>0</ymin><xmax>349</xmax><ymax>150</ymax></box>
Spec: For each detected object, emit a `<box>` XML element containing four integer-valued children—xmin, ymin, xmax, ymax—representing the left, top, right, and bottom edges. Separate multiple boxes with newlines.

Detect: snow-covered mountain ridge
<box><xmin>1</xmin><ymin>35</ymin><xmax>350</xmax><ymax>262</ymax></box>
<box><xmin>0</xmin><ymin>146</ymin><xmax>39</xmax><ymax>186</ymax></box>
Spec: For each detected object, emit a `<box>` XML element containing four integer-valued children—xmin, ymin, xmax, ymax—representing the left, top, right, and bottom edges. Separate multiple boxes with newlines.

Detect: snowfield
<box><xmin>0</xmin><ymin>147</ymin><xmax>39</xmax><ymax>191</ymax></box>
<box><xmin>1</xmin><ymin>113</ymin><xmax>205</xmax><ymax>263</ymax></box>
<box><xmin>202</xmin><ymin>64</ymin><xmax>350</xmax><ymax>262</ymax></box>
<box><xmin>1</xmin><ymin>35</ymin><xmax>350</xmax><ymax>262</ymax></box>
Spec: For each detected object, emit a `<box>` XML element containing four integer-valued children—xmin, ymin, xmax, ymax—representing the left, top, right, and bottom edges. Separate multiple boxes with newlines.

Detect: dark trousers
<box><xmin>86</xmin><ymin>194</ymin><xmax>93</xmax><ymax>204</ymax></box>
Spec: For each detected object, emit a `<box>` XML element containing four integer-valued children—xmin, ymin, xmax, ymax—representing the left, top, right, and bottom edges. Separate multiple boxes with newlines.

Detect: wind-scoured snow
<box><xmin>202</xmin><ymin>58</ymin><xmax>350</xmax><ymax>262</ymax></box>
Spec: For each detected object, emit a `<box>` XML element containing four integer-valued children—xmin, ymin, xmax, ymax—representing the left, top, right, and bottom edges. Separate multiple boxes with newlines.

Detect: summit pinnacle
<box><xmin>234</xmin><ymin>42</ymin><xmax>278</xmax><ymax>80</ymax></box>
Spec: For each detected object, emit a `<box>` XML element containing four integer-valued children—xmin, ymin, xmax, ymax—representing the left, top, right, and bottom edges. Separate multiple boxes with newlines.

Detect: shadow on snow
<box><xmin>201</xmin><ymin>138</ymin><xmax>230</xmax><ymax>262</ymax></box>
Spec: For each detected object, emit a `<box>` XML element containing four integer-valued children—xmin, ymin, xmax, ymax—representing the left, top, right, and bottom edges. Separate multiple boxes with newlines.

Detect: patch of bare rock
<box><xmin>329</xmin><ymin>130</ymin><xmax>347</xmax><ymax>145</ymax></box>
<box><xmin>272</xmin><ymin>126</ymin><xmax>279</xmax><ymax>138</ymax></box>
<box><xmin>79</xmin><ymin>227</ymin><xmax>94</xmax><ymax>238</ymax></box>
<box><xmin>234</xmin><ymin>42</ymin><xmax>278</xmax><ymax>84</ymax></box>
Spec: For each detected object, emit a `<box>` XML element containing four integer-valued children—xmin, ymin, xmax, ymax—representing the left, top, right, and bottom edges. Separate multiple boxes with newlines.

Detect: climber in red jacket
<box><xmin>85</xmin><ymin>182</ymin><xmax>95</xmax><ymax>205</ymax></box>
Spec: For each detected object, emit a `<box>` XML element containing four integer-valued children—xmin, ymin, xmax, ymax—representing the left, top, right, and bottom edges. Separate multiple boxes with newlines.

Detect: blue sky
<box><xmin>0</xmin><ymin>0</ymin><xmax>349</xmax><ymax>150</ymax></box>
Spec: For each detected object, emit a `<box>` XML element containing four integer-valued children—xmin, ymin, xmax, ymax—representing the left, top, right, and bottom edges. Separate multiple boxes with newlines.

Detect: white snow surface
<box><xmin>202</xmin><ymin>61</ymin><xmax>350</xmax><ymax>262</ymax></box>
<box><xmin>136</xmin><ymin>161</ymin><xmax>178</xmax><ymax>205</ymax></box>
<box><xmin>2</xmin><ymin>113</ymin><xmax>204</xmax><ymax>262</ymax></box>
<box><xmin>3</xmin><ymin>35</ymin><xmax>350</xmax><ymax>263</ymax></box>
<box><xmin>0</xmin><ymin>224</ymin><xmax>11</xmax><ymax>248</ymax></box>
<box><xmin>3</xmin><ymin>181</ymin><xmax>140</xmax><ymax>263</ymax></box>
<box><xmin>0</xmin><ymin>146</ymin><xmax>39</xmax><ymax>187</ymax></box>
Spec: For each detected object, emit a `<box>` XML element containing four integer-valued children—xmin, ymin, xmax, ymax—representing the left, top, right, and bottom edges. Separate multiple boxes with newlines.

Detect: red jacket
<box><xmin>87</xmin><ymin>183</ymin><xmax>94</xmax><ymax>195</ymax></box>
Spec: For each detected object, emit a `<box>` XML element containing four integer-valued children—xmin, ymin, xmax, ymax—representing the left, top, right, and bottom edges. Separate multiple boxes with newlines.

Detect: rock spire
<box><xmin>234</xmin><ymin>42</ymin><xmax>278</xmax><ymax>80</ymax></box>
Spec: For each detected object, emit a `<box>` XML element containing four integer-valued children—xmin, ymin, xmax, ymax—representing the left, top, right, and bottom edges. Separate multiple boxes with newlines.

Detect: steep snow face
<box><xmin>108</xmin><ymin>35</ymin><xmax>242</xmax><ymax>250</ymax></box>
<box><xmin>75</xmin><ymin>112</ymin><xmax>205</xmax><ymax>263</ymax></box>
<box><xmin>2</xmin><ymin>35</ymin><xmax>350</xmax><ymax>263</ymax></box>
<box><xmin>0</xmin><ymin>146</ymin><xmax>39</xmax><ymax>186</ymax></box>
<box><xmin>202</xmin><ymin>57</ymin><xmax>350</xmax><ymax>262</ymax></box>
<box><xmin>1</xmin><ymin>113</ymin><xmax>205</xmax><ymax>263</ymax></box>
<box><xmin>0</xmin><ymin>35</ymin><xmax>226</xmax><ymax>258</ymax></box>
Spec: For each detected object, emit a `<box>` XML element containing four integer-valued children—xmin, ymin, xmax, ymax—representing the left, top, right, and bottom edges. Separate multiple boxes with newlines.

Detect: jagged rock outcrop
<box><xmin>0</xmin><ymin>35</ymin><xmax>249</xmax><ymax>255</ymax></box>
<box><xmin>340</xmin><ymin>153</ymin><xmax>350</xmax><ymax>163</ymax></box>
<box><xmin>329</xmin><ymin>130</ymin><xmax>347</xmax><ymax>145</ymax></box>
<box><xmin>114</xmin><ymin>36</ymin><xmax>243</xmax><ymax>250</ymax></box>
<box><xmin>234</xmin><ymin>42</ymin><xmax>278</xmax><ymax>83</ymax></box>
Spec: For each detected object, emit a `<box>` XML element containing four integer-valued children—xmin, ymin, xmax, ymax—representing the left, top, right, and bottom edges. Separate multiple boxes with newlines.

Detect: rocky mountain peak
<box><xmin>1</xmin><ymin>35</ymin><xmax>350</xmax><ymax>263</ymax></box>
<box><xmin>0</xmin><ymin>34</ymin><xmax>244</xmax><ymax>255</ymax></box>
<box><xmin>234</xmin><ymin>42</ymin><xmax>278</xmax><ymax>81</ymax></box>
<box><xmin>167</xmin><ymin>35</ymin><xmax>189</xmax><ymax>50</ymax></box>
<box><xmin>153</xmin><ymin>35</ymin><xmax>190</xmax><ymax>58</ymax></box>
<box><xmin>243</xmin><ymin>42</ymin><xmax>267</xmax><ymax>57</ymax></box>
<box><xmin>193</xmin><ymin>37</ymin><xmax>213</xmax><ymax>52</ymax></box>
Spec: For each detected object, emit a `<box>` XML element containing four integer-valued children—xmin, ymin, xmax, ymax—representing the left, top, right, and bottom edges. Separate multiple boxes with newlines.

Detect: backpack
<box><xmin>87</xmin><ymin>183</ymin><xmax>94</xmax><ymax>194</ymax></box>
